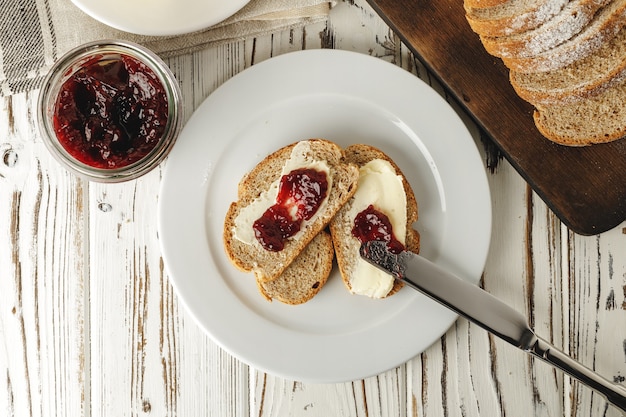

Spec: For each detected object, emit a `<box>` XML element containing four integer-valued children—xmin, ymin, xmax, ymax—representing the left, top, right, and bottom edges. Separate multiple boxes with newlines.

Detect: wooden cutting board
<box><xmin>366</xmin><ymin>0</ymin><xmax>626</xmax><ymax>235</ymax></box>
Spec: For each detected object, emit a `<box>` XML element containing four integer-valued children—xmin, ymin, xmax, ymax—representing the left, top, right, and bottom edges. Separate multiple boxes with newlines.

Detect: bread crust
<box><xmin>465</xmin><ymin>0</ymin><xmax>569</xmax><ymax>38</ymax></box>
<box><xmin>256</xmin><ymin>231</ymin><xmax>334</xmax><ymax>304</ymax></box>
<box><xmin>510</xmin><ymin>26</ymin><xmax>626</xmax><ymax>105</ymax></box>
<box><xmin>223</xmin><ymin>139</ymin><xmax>359</xmax><ymax>282</ymax></box>
<box><xmin>501</xmin><ymin>0</ymin><xmax>626</xmax><ymax>72</ymax></box>
<box><xmin>329</xmin><ymin>144</ymin><xmax>420</xmax><ymax>298</ymax></box>
<box><xmin>533</xmin><ymin>76</ymin><xmax>626</xmax><ymax>145</ymax></box>
<box><xmin>466</xmin><ymin>0</ymin><xmax>626</xmax><ymax>145</ymax></box>
<box><xmin>464</xmin><ymin>0</ymin><xmax>510</xmax><ymax>9</ymax></box>
<box><xmin>480</xmin><ymin>0</ymin><xmax>611</xmax><ymax>59</ymax></box>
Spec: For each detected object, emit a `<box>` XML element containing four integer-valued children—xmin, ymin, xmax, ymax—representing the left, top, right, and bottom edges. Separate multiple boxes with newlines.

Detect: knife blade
<box><xmin>359</xmin><ymin>240</ymin><xmax>626</xmax><ymax>413</ymax></box>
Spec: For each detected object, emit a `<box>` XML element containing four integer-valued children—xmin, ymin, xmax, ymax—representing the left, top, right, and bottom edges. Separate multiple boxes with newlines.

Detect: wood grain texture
<box><xmin>365</xmin><ymin>0</ymin><xmax>626</xmax><ymax>236</ymax></box>
<box><xmin>0</xmin><ymin>93</ymin><xmax>86</xmax><ymax>417</ymax></box>
<box><xmin>0</xmin><ymin>1</ymin><xmax>625</xmax><ymax>417</ymax></box>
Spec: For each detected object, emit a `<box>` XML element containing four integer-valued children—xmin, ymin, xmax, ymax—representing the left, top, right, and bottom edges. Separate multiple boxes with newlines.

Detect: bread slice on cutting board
<box><xmin>329</xmin><ymin>144</ymin><xmax>420</xmax><ymax>299</ymax></box>
<box><xmin>500</xmin><ymin>0</ymin><xmax>626</xmax><ymax>73</ymax></box>
<box><xmin>533</xmin><ymin>76</ymin><xmax>626</xmax><ymax>145</ymax></box>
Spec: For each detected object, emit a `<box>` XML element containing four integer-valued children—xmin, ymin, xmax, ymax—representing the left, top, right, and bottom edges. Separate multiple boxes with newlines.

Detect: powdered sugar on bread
<box><xmin>502</xmin><ymin>0</ymin><xmax>626</xmax><ymax>73</ymax></box>
<box><xmin>466</xmin><ymin>0</ymin><xmax>626</xmax><ymax>145</ymax></box>
<box><xmin>465</xmin><ymin>0</ymin><xmax>569</xmax><ymax>37</ymax></box>
<box><xmin>510</xmin><ymin>26</ymin><xmax>626</xmax><ymax>104</ymax></box>
<box><xmin>480</xmin><ymin>0</ymin><xmax>611</xmax><ymax>59</ymax></box>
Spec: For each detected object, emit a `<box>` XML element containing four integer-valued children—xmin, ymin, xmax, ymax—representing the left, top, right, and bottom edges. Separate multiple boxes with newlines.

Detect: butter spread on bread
<box><xmin>233</xmin><ymin>141</ymin><xmax>332</xmax><ymax>246</ymax></box>
<box><xmin>344</xmin><ymin>159</ymin><xmax>407</xmax><ymax>297</ymax></box>
<box><xmin>330</xmin><ymin>144</ymin><xmax>420</xmax><ymax>299</ymax></box>
<box><xmin>223</xmin><ymin>139</ymin><xmax>359</xmax><ymax>282</ymax></box>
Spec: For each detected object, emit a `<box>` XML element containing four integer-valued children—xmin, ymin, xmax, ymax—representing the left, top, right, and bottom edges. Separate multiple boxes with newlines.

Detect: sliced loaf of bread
<box><xmin>223</xmin><ymin>139</ymin><xmax>359</xmax><ymax>282</ymax></box>
<box><xmin>480</xmin><ymin>0</ymin><xmax>611</xmax><ymax>58</ymax></box>
<box><xmin>465</xmin><ymin>0</ymin><xmax>626</xmax><ymax>144</ymax></box>
<box><xmin>464</xmin><ymin>0</ymin><xmax>511</xmax><ymax>9</ymax></box>
<box><xmin>501</xmin><ymin>0</ymin><xmax>626</xmax><ymax>72</ymax></box>
<box><xmin>510</xmin><ymin>26</ymin><xmax>626</xmax><ymax>105</ymax></box>
<box><xmin>329</xmin><ymin>144</ymin><xmax>420</xmax><ymax>298</ymax></box>
<box><xmin>533</xmin><ymin>76</ymin><xmax>626</xmax><ymax>144</ymax></box>
<box><xmin>465</xmin><ymin>0</ymin><xmax>569</xmax><ymax>37</ymax></box>
<box><xmin>256</xmin><ymin>231</ymin><xmax>333</xmax><ymax>304</ymax></box>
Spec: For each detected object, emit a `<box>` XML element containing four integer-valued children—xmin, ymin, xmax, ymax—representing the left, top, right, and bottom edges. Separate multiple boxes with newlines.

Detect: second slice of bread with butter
<box><xmin>329</xmin><ymin>144</ymin><xmax>420</xmax><ymax>299</ymax></box>
<box><xmin>223</xmin><ymin>139</ymin><xmax>359</xmax><ymax>282</ymax></box>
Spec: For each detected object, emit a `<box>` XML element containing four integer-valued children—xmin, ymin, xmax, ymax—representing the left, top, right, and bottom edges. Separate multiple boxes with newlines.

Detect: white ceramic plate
<box><xmin>71</xmin><ymin>0</ymin><xmax>250</xmax><ymax>36</ymax></box>
<box><xmin>158</xmin><ymin>49</ymin><xmax>492</xmax><ymax>383</ymax></box>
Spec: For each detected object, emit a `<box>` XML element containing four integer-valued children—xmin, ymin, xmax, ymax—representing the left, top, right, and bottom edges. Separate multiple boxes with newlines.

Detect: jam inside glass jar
<box><xmin>38</xmin><ymin>40</ymin><xmax>182</xmax><ymax>182</ymax></box>
<box><xmin>53</xmin><ymin>53</ymin><xmax>169</xmax><ymax>169</ymax></box>
<box><xmin>352</xmin><ymin>204</ymin><xmax>405</xmax><ymax>254</ymax></box>
<box><xmin>253</xmin><ymin>168</ymin><xmax>329</xmax><ymax>251</ymax></box>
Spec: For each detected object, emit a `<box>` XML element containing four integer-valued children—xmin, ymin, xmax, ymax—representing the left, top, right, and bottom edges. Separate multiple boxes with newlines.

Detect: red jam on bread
<box><xmin>352</xmin><ymin>204</ymin><xmax>405</xmax><ymax>254</ymax></box>
<box><xmin>253</xmin><ymin>168</ymin><xmax>328</xmax><ymax>251</ymax></box>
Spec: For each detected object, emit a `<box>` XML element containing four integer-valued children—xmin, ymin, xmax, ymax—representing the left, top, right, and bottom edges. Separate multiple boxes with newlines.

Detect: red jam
<box><xmin>52</xmin><ymin>54</ymin><xmax>168</xmax><ymax>169</ymax></box>
<box><xmin>253</xmin><ymin>168</ymin><xmax>328</xmax><ymax>251</ymax></box>
<box><xmin>352</xmin><ymin>204</ymin><xmax>405</xmax><ymax>254</ymax></box>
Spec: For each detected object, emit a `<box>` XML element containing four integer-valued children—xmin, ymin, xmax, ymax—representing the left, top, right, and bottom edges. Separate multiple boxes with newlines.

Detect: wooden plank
<box><xmin>567</xmin><ymin>227</ymin><xmax>626</xmax><ymax>416</ymax></box>
<box><xmin>440</xmin><ymin>159</ymin><xmax>563</xmax><ymax>416</ymax></box>
<box><xmin>0</xmin><ymin>94</ymin><xmax>86</xmax><ymax>417</ymax></box>
<box><xmin>366</xmin><ymin>0</ymin><xmax>626</xmax><ymax>235</ymax></box>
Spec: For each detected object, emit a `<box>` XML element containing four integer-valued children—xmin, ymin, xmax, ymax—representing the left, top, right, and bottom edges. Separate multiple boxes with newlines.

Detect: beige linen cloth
<box><xmin>0</xmin><ymin>0</ymin><xmax>333</xmax><ymax>96</ymax></box>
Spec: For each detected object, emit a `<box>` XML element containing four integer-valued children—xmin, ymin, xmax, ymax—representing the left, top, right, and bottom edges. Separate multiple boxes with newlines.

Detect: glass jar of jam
<box><xmin>37</xmin><ymin>40</ymin><xmax>183</xmax><ymax>182</ymax></box>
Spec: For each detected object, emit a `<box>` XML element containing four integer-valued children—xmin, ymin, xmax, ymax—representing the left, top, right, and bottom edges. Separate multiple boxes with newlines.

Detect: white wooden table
<box><xmin>2</xmin><ymin>1</ymin><xmax>626</xmax><ymax>416</ymax></box>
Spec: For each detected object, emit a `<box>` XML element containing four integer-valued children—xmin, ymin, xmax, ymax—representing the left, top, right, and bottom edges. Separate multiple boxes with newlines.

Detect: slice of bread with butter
<box><xmin>223</xmin><ymin>140</ymin><xmax>420</xmax><ymax>303</ymax></box>
<box><xmin>223</xmin><ymin>139</ymin><xmax>359</xmax><ymax>283</ymax></box>
<box><xmin>329</xmin><ymin>144</ymin><xmax>420</xmax><ymax>299</ymax></box>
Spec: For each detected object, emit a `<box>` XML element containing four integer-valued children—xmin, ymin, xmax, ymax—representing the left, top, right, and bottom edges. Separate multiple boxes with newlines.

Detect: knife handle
<box><xmin>528</xmin><ymin>336</ymin><xmax>626</xmax><ymax>413</ymax></box>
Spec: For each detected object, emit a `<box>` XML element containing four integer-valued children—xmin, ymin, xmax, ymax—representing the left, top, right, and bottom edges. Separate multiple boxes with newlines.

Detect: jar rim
<box><xmin>37</xmin><ymin>39</ymin><xmax>183</xmax><ymax>182</ymax></box>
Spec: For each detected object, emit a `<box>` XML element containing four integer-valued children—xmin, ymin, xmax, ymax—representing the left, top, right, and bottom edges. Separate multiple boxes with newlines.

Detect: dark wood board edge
<box><xmin>366</xmin><ymin>0</ymin><xmax>626</xmax><ymax>235</ymax></box>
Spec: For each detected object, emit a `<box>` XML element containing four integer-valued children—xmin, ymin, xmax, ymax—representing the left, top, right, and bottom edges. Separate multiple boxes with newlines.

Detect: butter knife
<box><xmin>359</xmin><ymin>241</ymin><xmax>626</xmax><ymax>413</ymax></box>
